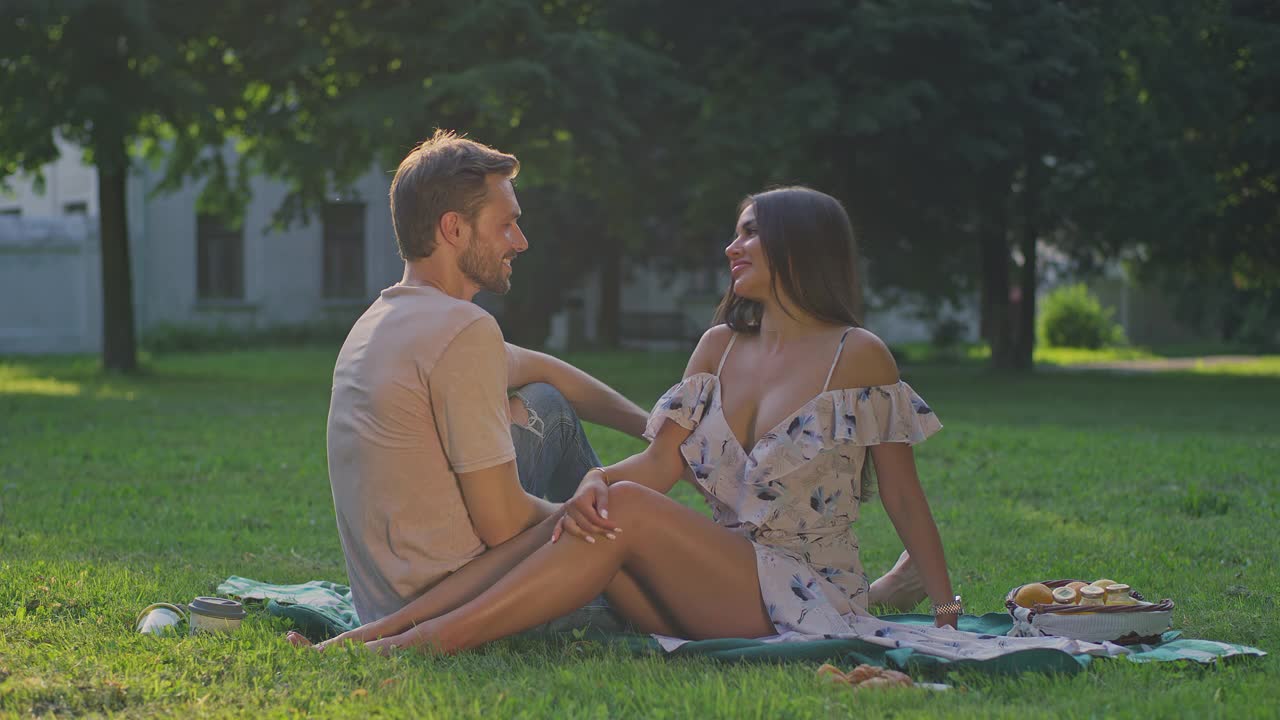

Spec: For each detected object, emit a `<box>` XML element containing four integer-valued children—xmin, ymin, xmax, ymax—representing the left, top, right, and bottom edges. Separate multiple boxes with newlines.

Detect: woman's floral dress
<box><xmin>644</xmin><ymin>332</ymin><xmax>1128</xmax><ymax>661</ymax></box>
<box><xmin>645</xmin><ymin>367</ymin><xmax>939</xmax><ymax>635</ymax></box>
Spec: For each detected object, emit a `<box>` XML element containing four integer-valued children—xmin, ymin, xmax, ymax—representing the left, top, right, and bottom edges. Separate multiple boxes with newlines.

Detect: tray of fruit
<box><xmin>1005</xmin><ymin>578</ymin><xmax>1174</xmax><ymax>645</ymax></box>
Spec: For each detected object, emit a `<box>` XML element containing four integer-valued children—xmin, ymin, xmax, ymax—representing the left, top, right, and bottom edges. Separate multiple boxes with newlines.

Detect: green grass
<box><xmin>1031</xmin><ymin>346</ymin><xmax>1161</xmax><ymax>364</ymax></box>
<box><xmin>1</xmin><ymin>349</ymin><xmax>1276</xmax><ymax>718</ymax></box>
<box><xmin>894</xmin><ymin>342</ymin><xmax>1164</xmax><ymax>365</ymax></box>
<box><xmin>1183</xmin><ymin>356</ymin><xmax>1280</xmax><ymax>377</ymax></box>
<box><xmin>895</xmin><ymin>340</ymin><xmax>1280</xmax><ymax>372</ymax></box>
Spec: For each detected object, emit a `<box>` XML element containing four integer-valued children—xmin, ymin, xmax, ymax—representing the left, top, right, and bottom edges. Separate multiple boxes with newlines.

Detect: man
<box><xmin>326</xmin><ymin>130</ymin><xmax>649</xmax><ymax>625</ymax></box>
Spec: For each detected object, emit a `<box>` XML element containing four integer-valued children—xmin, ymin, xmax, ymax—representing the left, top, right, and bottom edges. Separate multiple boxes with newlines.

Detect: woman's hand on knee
<box><xmin>551</xmin><ymin>512</ymin><xmax>618</xmax><ymax>544</ymax></box>
<box><xmin>554</xmin><ymin>471</ymin><xmax>619</xmax><ymax>543</ymax></box>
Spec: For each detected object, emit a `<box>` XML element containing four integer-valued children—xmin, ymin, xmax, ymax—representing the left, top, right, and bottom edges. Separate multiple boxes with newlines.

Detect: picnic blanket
<box><xmin>217</xmin><ymin>575</ymin><xmax>627</xmax><ymax>638</ymax></box>
<box><xmin>218</xmin><ymin>576</ymin><xmax>1265</xmax><ymax>675</ymax></box>
<box><xmin>648</xmin><ymin>615</ymin><xmax>1265</xmax><ymax>677</ymax></box>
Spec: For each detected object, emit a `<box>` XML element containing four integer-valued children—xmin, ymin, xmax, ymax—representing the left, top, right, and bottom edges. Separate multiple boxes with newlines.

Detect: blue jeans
<box><xmin>509</xmin><ymin>382</ymin><xmax>601</xmax><ymax>502</ymax></box>
<box><xmin>508</xmin><ymin>382</ymin><xmax>629</xmax><ymax>634</ymax></box>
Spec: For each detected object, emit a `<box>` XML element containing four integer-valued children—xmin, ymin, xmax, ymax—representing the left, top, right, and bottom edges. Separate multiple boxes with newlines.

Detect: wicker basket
<box><xmin>1005</xmin><ymin>579</ymin><xmax>1174</xmax><ymax>645</ymax></box>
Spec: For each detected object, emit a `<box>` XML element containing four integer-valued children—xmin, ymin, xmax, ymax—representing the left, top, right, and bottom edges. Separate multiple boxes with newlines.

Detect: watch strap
<box><xmin>931</xmin><ymin>595</ymin><xmax>963</xmax><ymax>617</ymax></box>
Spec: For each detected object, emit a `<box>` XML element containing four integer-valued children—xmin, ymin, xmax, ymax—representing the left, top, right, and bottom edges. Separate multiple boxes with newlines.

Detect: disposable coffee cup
<box><xmin>187</xmin><ymin>597</ymin><xmax>246</xmax><ymax>635</ymax></box>
<box><xmin>136</xmin><ymin>602</ymin><xmax>186</xmax><ymax>636</ymax></box>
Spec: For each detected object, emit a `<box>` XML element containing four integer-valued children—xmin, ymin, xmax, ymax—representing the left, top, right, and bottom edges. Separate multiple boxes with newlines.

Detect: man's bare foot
<box><xmin>868</xmin><ymin>550</ymin><xmax>927</xmax><ymax>612</ymax></box>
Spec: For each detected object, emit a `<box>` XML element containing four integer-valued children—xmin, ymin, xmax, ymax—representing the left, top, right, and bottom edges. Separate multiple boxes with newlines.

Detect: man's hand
<box><xmin>551</xmin><ymin>469</ymin><xmax>621</xmax><ymax>544</ymax></box>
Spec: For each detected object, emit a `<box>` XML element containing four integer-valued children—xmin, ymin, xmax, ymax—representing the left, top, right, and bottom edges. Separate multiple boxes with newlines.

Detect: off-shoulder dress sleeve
<box><xmin>643</xmin><ymin>373</ymin><xmax>718</xmax><ymax>442</ymax></box>
<box><xmin>828</xmin><ymin>381</ymin><xmax>942</xmax><ymax>446</ymax></box>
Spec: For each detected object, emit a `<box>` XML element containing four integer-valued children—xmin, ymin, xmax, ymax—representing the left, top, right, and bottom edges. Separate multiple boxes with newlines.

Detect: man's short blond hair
<box><xmin>389</xmin><ymin>130</ymin><xmax>520</xmax><ymax>259</ymax></box>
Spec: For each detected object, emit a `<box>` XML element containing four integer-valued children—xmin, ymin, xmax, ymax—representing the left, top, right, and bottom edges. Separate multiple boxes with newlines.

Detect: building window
<box><xmin>196</xmin><ymin>212</ymin><xmax>245</xmax><ymax>300</ymax></box>
<box><xmin>323</xmin><ymin>201</ymin><xmax>365</xmax><ymax>299</ymax></box>
<box><xmin>63</xmin><ymin>201</ymin><xmax>88</xmax><ymax>215</ymax></box>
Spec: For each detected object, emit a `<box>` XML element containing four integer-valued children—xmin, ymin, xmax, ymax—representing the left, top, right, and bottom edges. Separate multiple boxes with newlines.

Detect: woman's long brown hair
<box><xmin>711</xmin><ymin>186</ymin><xmax>878</xmax><ymax>499</ymax></box>
<box><xmin>713</xmin><ymin>186</ymin><xmax>863</xmax><ymax>333</ymax></box>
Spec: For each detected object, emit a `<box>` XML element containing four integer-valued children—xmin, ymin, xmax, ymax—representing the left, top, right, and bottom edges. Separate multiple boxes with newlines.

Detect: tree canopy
<box><xmin>2</xmin><ymin>0</ymin><xmax>1276</xmax><ymax>367</ymax></box>
<box><xmin>1</xmin><ymin>0</ymin><xmax>251</xmax><ymax>370</ymax></box>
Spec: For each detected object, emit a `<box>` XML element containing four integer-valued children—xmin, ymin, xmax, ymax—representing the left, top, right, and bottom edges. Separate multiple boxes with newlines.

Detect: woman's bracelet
<box><xmin>589</xmin><ymin>466</ymin><xmax>611</xmax><ymax>485</ymax></box>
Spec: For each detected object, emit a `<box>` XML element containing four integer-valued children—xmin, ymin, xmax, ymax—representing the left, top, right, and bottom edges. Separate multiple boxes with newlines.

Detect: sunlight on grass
<box><xmin>896</xmin><ymin>343</ymin><xmax>1162</xmax><ymax>365</ymax></box>
<box><xmin>1005</xmin><ymin>501</ymin><xmax>1128</xmax><ymax>548</ymax></box>
<box><xmin>1187</xmin><ymin>357</ymin><xmax>1280</xmax><ymax>377</ymax></box>
<box><xmin>894</xmin><ymin>341</ymin><xmax>1280</xmax><ymax>377</ymax></box>
<box><xmin>1033</xmin><ymin>346</ymin><xmax>1160</xmax><ymax>364</ymax></box>
<box><xmin>0</xmin><ymin>366</ymin><xmax>82</xmax><ymax>397</ymax></box>
<box><xmin>0</xmin><ymin>363</ymin><xmax>142</xmax><ymax>400</ymax></box>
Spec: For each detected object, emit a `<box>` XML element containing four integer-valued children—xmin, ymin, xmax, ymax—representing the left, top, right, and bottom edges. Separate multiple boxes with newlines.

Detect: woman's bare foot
<box><xmin>287</xmin><ymin>629</ymin><xmax>374</xmax><ymax>652</ymax></box>
<box><xmin>285</xmin><ymin>630</ymin><xmax>315</xmax><ymax>648</ymax></box>
<box><xmin>364</xmin><ymin>620</ymin><xmax>457</xmax><ymax>656</ymax></box>
<box><xmin>868</xmin><ymin>550</ymin><xmax>927</xmax><ymax>612</ymax></box>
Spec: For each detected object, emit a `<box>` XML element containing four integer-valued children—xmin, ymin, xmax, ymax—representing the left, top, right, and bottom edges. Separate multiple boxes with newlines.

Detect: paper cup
<box><xmin>187</xmin><ymin>597</ymin><xmax>246</xmax><ymax>635</ymax></box>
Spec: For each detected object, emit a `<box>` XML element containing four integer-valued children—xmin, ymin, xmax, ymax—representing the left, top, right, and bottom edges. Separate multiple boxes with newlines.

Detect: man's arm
<box><xmin>431</xmin><ymin>316</ymin><xmax>555</xmax><ymax>548</ymax></box>
<box><xmin>456</xmin><ymin>460</ymin><xmax>557</xmax><ymax>547</ymax></box>
<box><xmin>506</xmin><ymin>343</ymin><xmax>648</xmax><ymax>439</ymax></box>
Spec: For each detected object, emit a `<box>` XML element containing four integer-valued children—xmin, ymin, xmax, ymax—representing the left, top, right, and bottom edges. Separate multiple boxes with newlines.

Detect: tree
<box><xmin>0</xmin><ymin>1</ymin><xmax>249</xmax><ymax>371</ymax></box>
<box><xmin>1064</xmin><ymin>0</ymin><xmax>1280</xmax><ymax>345</ymax></box>
<box><xmin>198</xmin><ymin>0</ymin><xmax>687</xmax><ymax>347</ymax></box>
<box><xmin>618</xmin><ymin>0</ymin><xmax>1103</xmax><ymax>369</ymax></box>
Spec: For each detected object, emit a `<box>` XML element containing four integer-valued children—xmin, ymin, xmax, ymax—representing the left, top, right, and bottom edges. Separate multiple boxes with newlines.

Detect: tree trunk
<box><xmin>1013</xmin><ymin>154</ymin><xmax>1042</xmax><ymax>371</ymax></box>
<box><xmin>97</xmin><ymin>137</ymin><xmax>137</xmax><ymax>372</ymax></box>
<box><xmin>1014</xmin><ymin>233</ymin><xmax>1038</xmax><ymax>370</ymax></box>
<box><xmin>980</xmin><ymin>194</ymin><xmax>1014</xmax><ymax>370</ymax></box>
<box><xmin>834</xmin><ymin>152</ymin><xmax>868</xmax><ymax>323</ymax></box>
<box><xmin>597</xmin><ymin>238</ymin><xmax>622</xmax><ymax>348</ymax></box>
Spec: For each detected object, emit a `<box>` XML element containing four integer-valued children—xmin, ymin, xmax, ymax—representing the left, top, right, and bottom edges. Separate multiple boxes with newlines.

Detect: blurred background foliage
<box><xmin>1</xmin><ymin>0</ymin><xmax>1276</xmax><ymax>370</ymax></box>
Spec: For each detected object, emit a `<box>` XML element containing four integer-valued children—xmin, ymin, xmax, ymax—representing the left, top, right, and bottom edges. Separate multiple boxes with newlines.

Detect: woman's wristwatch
<box><xmin>930</xmin><ymin>595</ymin><xmax>963</xmax><ymax>617</ymax></box>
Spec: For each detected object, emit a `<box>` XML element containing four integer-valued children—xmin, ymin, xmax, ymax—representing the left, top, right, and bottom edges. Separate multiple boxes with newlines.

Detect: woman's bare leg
<box><xmin>292</xmin><ymin>504</ymin><xmax>680</xmax><ymax>648</ymax></box>
<box><xmin>372</xmin><ymin>481</ymin><xmax>774</xmax><ymax>653</ymax></box>
<box><xmin>601</xmin><ymin>568</ymin><xmax>684</xmax><ymax>636</ymax></box>
<box><xmin>868</xmin><ymin>550</ymin><xmax>927</xmax><ymax>611</ymax></box>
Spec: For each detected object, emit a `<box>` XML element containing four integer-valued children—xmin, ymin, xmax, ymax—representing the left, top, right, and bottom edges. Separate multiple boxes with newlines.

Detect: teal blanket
<box><xmin>218</xmin><ymin>576</ymin><xmax>1265</xmax><ymax>675</ymax></box>
<box><xmin>649</xmin><ymin>614</ymin><xmax>1265</xmax><ymax>677</ymax></box>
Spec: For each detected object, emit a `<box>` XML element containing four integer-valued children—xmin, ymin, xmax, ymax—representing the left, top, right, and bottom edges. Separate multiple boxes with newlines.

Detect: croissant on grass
<box><xmin>817</xmin><ymin>663</ymin><xmax>915</xmax><ymax>689</ymax></box>
<box><xmin>816</xmin><ymin>664</ymin><xmax>852</xmax><ymax>684</ymax></box>
<box><xmin>848</xmin><ymin>665</ymin><xmax>881</xmax><ymax>683</ymax></box>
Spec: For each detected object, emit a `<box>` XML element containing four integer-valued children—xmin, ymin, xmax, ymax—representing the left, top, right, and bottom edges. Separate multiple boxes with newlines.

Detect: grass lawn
<box><xmin>894</xmin><ymin>340</ymin><xmax>1280</xmax><ymax>376</ymax></box>
<box><xmin>1</xmin><ymin>348</ymin><xmax>1276</xmax><ymax>718</ymax></box>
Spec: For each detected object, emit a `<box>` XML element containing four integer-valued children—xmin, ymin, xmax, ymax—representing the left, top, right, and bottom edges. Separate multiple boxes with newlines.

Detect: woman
<box><xmin>293</xmin><ymin>186</ymin><xmax>958</xmax><ymax>653</ymax></box>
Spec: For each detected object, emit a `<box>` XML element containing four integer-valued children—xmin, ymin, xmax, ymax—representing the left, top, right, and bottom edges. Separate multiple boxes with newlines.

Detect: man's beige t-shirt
<box><xmin>327</xmin><ymin>284</ymin><xmax>514</xmax><ymax>623</ymax></box>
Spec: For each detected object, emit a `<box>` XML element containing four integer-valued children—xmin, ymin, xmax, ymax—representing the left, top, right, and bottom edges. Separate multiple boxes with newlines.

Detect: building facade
<box><xmin>1</xmin><ymin>143</ymin><xmax>404</xmax><ymax>354</ymax></box>
<box><xmin>2</xmin><ymin>145</ymin><xmax>965</xmax><ymax>355</ymax></box>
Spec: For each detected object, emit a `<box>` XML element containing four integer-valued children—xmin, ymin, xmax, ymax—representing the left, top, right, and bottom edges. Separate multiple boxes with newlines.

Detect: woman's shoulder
<box><xmin>827</xmin><ymin>327</ymin><xmax>900</xmax><ymax>390</ymax></box>
<box><xmin>682</xmin><ymin>324</ymin><xmax>736</xmax><ymax>378</ymax></box>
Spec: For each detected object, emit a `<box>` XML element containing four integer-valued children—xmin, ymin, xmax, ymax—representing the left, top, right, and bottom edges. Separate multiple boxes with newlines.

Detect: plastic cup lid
<box><xmin>188</xmin><ymin>596</ymin><xmax>246</xmax><ymax>619</ymax></box>
<box><xmin>135</xmin><ymin>602</ymin><xmax>187</xmax><ymax>626</ymax></box>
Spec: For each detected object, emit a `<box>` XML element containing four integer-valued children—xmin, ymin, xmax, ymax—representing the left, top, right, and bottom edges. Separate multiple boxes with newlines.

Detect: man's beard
<box><xmin>458</xmin><ymin>234</ymin><xmax>512</xmax><ymax>295</ymax></box>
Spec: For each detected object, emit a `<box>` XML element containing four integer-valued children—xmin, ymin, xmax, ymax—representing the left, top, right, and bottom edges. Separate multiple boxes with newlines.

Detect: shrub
<box><xmin>1039</xmin><ymin>283</ymin><xmax>1126</xmax><ymax>349</ymax></box>
<box><xmin>926</xmin><ymin>316</ymin><xmax>971</xmax><ymax>363</ymax></box>
<box><xmin>141</xmin><ymin>320</ymin><xmax>352</xmax><ymax>354</ymax></box>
